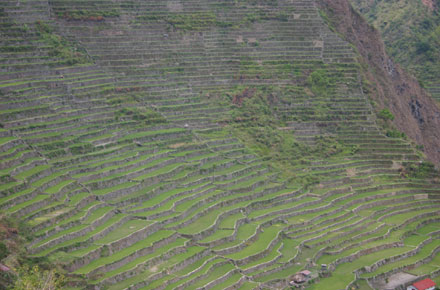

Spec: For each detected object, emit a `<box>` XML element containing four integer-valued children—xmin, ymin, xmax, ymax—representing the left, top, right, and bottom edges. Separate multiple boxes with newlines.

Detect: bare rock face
<box><xmin>317</xmin><ymin>0</ymin><xmax>440</xmax><ymax>165</ymax></box>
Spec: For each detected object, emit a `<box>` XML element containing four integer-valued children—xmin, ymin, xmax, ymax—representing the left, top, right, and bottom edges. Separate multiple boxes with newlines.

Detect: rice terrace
<box><xmin>0</xmin><ymin>0</ymin><xmax>440</xmax><ymax>289</ymax></box>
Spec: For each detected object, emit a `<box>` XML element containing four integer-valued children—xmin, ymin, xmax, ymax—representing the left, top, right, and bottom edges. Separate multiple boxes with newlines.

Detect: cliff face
<box><xmin>318</xmin><ymin>0</ymin><xmax>440</xmax><ymax>165</ymax></box>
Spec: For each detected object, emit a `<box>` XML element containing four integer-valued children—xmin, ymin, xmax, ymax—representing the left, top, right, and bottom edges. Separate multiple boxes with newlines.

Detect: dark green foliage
<box><xmin>35</xmin><ymin>21</ymin><xmax>89</xmax><ymax>65</ymax></box>
<box><xmin>318</xmin><ymin>9</ymin><xmax>335</xmax><ymax>31</ymax></box>
<box><xmin>56</xmin><ymin>9</ymin><xmax>120</xmax><ymax>21</ymax></box>
<box><xmin>70</xmin><ymin>143</ymin><xmax>94</xmax><ymax>155</ymax></box>
<box><xmin>137</xmin><ymin>6</ymin><xmax>289</xmax><ymax>31</ymax></box>
<box><xmin>300</xmin><ymin>174</ymin><xmax>320</xmax><ymax>189</ymax></box>
<box><xmin>0</xmin><ymin>242</ymin><xmax>8</xmax><ymax>260</ymax></box>
<box><xmin>307</xmin><ymin>69</ymin><xmax>334</xmax><ymax>97</ymax></box>
<box><xmin>314</xmin><ymin>136</ymin><xmax>345</xmax><ymax>158</ymax></box>
<box><xmin>386</xmin><ymin>128</ymin><xmax>405</xmax><ymax>138</ymax></box>
<box><xmin>116</xmin><ymin>107</ymin><xmax>167</xmax><ymax>125</ymax></box>
<box><xmin>137</xmin><ymin>12</ymin><xmax>230</xmax><ymax>31</ymax></box>
<box><xmin>0</xmin><ymin>45</ymin><xmax>34</xmax><ymax>52</ymax></box>
<box><xmin>416</xmin><ymin>39</ymin><xmax>432</xmax><ymax>54</ymax></box>
<box><xmin>378</xmin><ymin>108</ymin><xmax>394</xmax><ymax>121</ymax></box>
<box><xmin>351</xmin><ymin>0</ymin><xmax>440</xmax><ymax>86</ymax></box>
<box><xmin>376</xmin><ymin>108</ymin><xmax>405</xmax><ymax>140</ymax></box>
<box><xmin>403</xmin><ymin>161</ymin><xmax>437</xmax><ymax>178</ymax></box>
<box><xmin>39</xmin><ymin>140</ymin><xmax>67</xmax><ymax>151</ymax></box>
<box><xmin>0</xmin><ymin>214</ymin><xmax>53</xmax><ymax>289</ymax></box>
<box><xmin>12</xmin><ymin>265</ymin><xmax>65</xmax><ymax>290</ymax></box>
<box><xmin>101</xmin><ymin>245</ymin><xmax>110</xmax><ymax>257</ymax></box>
<box><xmin>227</xmin><ymin>86</ymin><xmax>348</xmax><ymax>177</ymax></box>
<box><xmin>165</xmin><ymin>12</ymin><xmax>218</xmax><ymax>31</ymax></box>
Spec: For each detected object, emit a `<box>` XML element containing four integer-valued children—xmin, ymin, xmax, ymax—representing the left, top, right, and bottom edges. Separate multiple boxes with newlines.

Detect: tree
<box><xmin>12</xmin><ymin>265</ymin><xmax>64</xmax><ymax>290</ymax></box>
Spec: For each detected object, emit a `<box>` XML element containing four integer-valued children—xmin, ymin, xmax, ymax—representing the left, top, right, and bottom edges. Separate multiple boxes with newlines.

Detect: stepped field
<box><xmin>0</xmin><ymin>0</ymin><xmax>439</xmax><ymax>289</ymax></box>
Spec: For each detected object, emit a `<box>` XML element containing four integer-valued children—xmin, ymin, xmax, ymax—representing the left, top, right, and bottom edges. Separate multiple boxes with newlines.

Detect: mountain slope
<box><xmin>0</xmin><ymin>0</ymin><xmax>439</xmax><ymax>289</ymax></box>
<box><xmin>318</xmin><ymin>0</ymin><xmax>440</xmax><ymax>166</ymax></box>
<box><xmin>350</xmin><ymin>0</ymin><xmax>440</xmax><ymax>101</ymax></box>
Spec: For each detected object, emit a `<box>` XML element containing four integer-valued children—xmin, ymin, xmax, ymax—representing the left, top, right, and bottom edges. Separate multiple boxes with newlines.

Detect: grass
<box><xmin>311</xmin><ymin>247</ymin><xmax>412</xmax><ymax>290</ymax></box>
<box><xmin>200</xmin><ymin>229</ymin><xmax>234</xmax><ymax>243</ymax></box>
<box><xmin>254</xmin><ymin>264</ymin><xmax>302</xmax><ymax>282</ymax></box>
<box><xmin>240</xmin><ymin>241</ymin><xmax>282</xmax><ymax>270</ymax></box>
<box><xmin>177</xmin><ymin>207</ymin><xmax>231</xmax><ymax>235</ymax></box>
<box><xmin>14</xmin><ymin>164</ymin><xmax>50</xmax><ymax>181</ymax></box>
<box><xmin>382</xmin><ymin>209</ymin><xmax>440</xmax><ymax>225</ymax></box>
<box><xmin>44</xmin><ymin>179</ymin><xmax>75</xmax><ymax>194</ymax></box>
<box><xmin>130</xmin><ymin>182</ymin><xmax>211</xmax><ymax>212</ymax></box>
<box><xmin>361</xmin><ymin>238</ymin><xmax>440</xmax><ymax>278</ymax></box>
<box><xmin>247</xmin><ymin>196</ymin><xmax>318</xmax><ymax>219</ymax></box>
<box><xmin>173</xmin><ymin>255</ymin><xmax>214</xmax><ymax>277</ymax></box>
<box><xmin>219</xmin><ymin>212</ymin><xmax>245</xmax><ymax>228</ymax></box>
<box><xmin>93</xmin><ymin>181</ymin><xmax>136</xmax><ymax>196</ymax></box>
<box><xmin>210</xmin><ymin>272</ymin><xmax>242</xmax><ymax>290</ymax></box>
<box><xmin>278</xmin><ymin>238</ymin><xmax>300</xmax><ymax>263</ymax></box>
<box><xmin>356</xmin><ymin>280</ymin><xmax>373</xmax><ymax>290</ymax></box>
<box><xmin>94</xmin><ymin>219</ymin><xmax>152</xmax><ymax>244</ymax></box>
<box><xmin>74</xmin><ymin>230</ymin><xmax>176</xmax><ymax>274</ymax></box>
<box><xmin>237</xmin><ymin>282</ymin><xmax>259</xmax><ymax>290</ymax></box>
<box><xmin>94</xmin><ymin>238</ymin><xmax>187</xmax><ymax>282</ymax></box>
<box><xmin>6</xmin><ymin>194</ymin><xmax>48</xmax><ymax>214</ymax></box>
<box><xmin>189</xmin><ymin>263</ymin><xmax>235</xmax><ymax>289</ymax></box>
<box><xmin>119</xmin><ymin>128</ymin><xmax>185</xmax><ymax>142</ymax></box>
<box><xmin>134</xmin><ymin>246</ymin><xmax>208</xmax><ymax>290</ymax></box>
<box><xmin>213</xmin><ymin>223</ymin><xmax>258</xmax><ymax>251</ymax></box>
<box><xmin>83</xmin><ymin>206</ymin><xmax>114</xmax><ymax>224</ymax></box>
<box><xmin>0</xmin><ymin>187</ymin><xmax>33</xmax><ymax>207</ymax></box>
<box><xmin>35</xmin><ymin>214</ymin><xmax>127</xmax><ymax>257</ymax></box>
<box><xmin>417</xmin><ymin>222</ymin><xmax>440</xmax><ymax>235</ymax></box>
<box><xmin>225</xmin><ymin>225</ymin><xmax>282</xmax><ymax>260</ymax></box>
<box><xmin>407</xmin><ymin>250</ymin><xmax>440</xmax><ymax>275</ymax></box>
<box><xmin>1</xmin><ymin>2</ymin><xmax>439</xmax><ymax>289</ymax></box>
<box><xmin>161</xmin><ymin>258</ymin><xmax>224</xmax><ymax>290</ymax></box>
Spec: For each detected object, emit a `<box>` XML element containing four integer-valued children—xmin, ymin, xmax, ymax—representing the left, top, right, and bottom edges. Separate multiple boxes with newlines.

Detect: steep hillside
<box><xmin>350</xmin><ymin>0</ymin><xmax>440</xmax><ymax>102</ymax></box>
<box><xmin>318</xmin><ymin>0</ymin><xmax>440</xmax><ymax>167</ymax></box>
<box><xmin>0</xmin><ymin>0</ymin><xmax>439</xmax><ymax>290</ymax></box>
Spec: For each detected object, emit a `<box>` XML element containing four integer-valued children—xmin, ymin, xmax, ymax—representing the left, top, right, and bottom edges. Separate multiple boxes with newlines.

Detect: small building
<box><xmin>407</xmin><ymin>278</ymin><xmax>437</xmax><ymax>290</ymax></box>
<box><xmin>289</xmin><ymin>270</ymin><xmax>313</xmax><ymax>287</ymax></box>
<box><xmin>300</xmin><ymin>270</ymin><xmax>311</xmax><ymax>278</ymax></box>
<box><xmin>292</xmin><ymin>273</ymin><xmax>306</xmax><ymax>284</ymax></box>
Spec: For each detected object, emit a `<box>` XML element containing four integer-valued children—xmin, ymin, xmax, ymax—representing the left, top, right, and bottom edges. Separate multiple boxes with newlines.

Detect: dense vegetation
<box><xmin>350</xmin><ymin>0</ymin><xmax>440</xmax><ymax>100</ymax></box>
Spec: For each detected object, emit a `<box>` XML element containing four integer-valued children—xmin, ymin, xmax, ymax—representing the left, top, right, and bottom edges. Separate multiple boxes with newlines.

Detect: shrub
<box><xmin>378</xmin><ymin>108</ymin><xmax>394</xmax><ymax>121</ymax></box>
<box><xmin>35</xmin><ymin>21</ymin><xmax>89</xmax><ymax>65</ymax></box>
<box><xmin>307</xmin><ymin>69</ymin><xmax>334</xmax><ymax>97</ymax></box>
<box><xmin>116</xmin><ymin>107</ymin><xmax>166</xmax><ymax>125</ymax></box>
<box><xmin>12</xmin><ymin>265</ymin><xmax>64</xmax><ymax>290</ymax></box>
<box><xmin>386</xmin><ymin>129</ymin><xmax>405</xmax><ymax>138</ymax></box>
<box><xmin>0</xmin><ymin>242</ymin><xmax>8</xmax><ymax>260</ymax></box>
<box><xmin>403</xmin><ymin>161</ymin><xmax>436</xmax><ymax>178</ymax></box>
<box><xmin>138</xmin><ymin>12</ymin><xmax>219</xmax><ymax>31</ymax></box>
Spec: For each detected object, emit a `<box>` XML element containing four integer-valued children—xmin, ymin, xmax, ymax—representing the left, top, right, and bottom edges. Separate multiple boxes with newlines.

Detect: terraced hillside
<box><xmin>0</xmin><ymin>0</ymin><xmax>440</xmax><ymax>289</ymax></box>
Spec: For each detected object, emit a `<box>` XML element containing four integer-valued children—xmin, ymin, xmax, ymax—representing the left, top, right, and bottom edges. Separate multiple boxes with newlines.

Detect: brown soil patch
<box><xmin>346</xmin><ymin>168</ymin><xmax>356</xmax><ymax>177</ymax></box>
<box><xmin>421</xmin><ymin>0</ymin><xmax>435</xmax><ymax>10</ymax></box>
